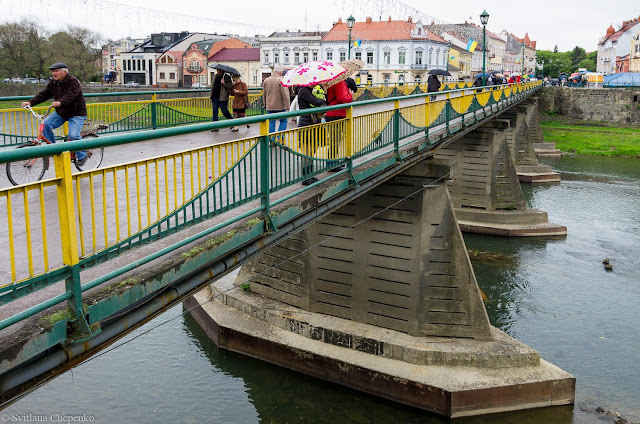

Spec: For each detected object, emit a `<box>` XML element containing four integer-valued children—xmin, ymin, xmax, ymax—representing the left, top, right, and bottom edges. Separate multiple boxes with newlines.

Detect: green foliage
<box><xmin>541</xmin><ymin>121</ymin><xmax>640</xmax><ymax>156</ymax></box>
<box><xmin>537</xmin><ymin>46</ymin><xmax>597</xmax><ymax>77</ymax></box>
<box><xmin>0</xmin><ymin>19</ymin><xmax>102</xmax><ymax>81</ymax></box>
<box><xmin>241</xmin><ymin>283</ymin><xmax>251</xmax><ymax>292</ymax></box>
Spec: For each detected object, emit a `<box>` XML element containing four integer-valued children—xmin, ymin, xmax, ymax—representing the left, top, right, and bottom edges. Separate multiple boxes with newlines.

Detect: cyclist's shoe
<box><xmin>76</xmin><ymin>155</ymin><xmax>87</xmax><ymax>167</ymax></box>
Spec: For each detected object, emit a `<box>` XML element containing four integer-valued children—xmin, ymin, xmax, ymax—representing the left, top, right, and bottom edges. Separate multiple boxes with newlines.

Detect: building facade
<box><xmin>631</xmin><ymin>31</ymin><xmax>640</xmax><ymax>72</ymax></box>
<box><xmin>208</xmin><ymin>48</ymin><xmax>261</xmax><ymax>87</ymax></box>
<box><xmin>597</xmin><ymin>19</ymin><xmax>640</xmax><ymax>74</ymax></box>
<box><xmin>259</xmin><ymin>30</ymin><xmax>327</xmax><ymax>82</ymax></box>
<box><xmin>322</xmin><ymin>17</ymin><xmax>448</xmax><ymax>85</ymax></box>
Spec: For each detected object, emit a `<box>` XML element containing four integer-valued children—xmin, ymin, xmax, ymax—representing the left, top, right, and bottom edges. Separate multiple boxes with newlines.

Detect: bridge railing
<box><xmin>0</xmin><ymin>81</ymin><xmax>541</xmax><ymax>332</ymax></box>
<box><xmin>0</xmin><ymin>82</ymin><xmax>473</xmax><ymax>147</ymax></box>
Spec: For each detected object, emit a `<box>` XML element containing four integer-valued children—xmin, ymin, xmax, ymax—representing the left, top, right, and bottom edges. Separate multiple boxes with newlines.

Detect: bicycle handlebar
<box><xmin>22</xmin><ymin>104</ymin><xmax>54</xmax><ymax>120</ymax></box>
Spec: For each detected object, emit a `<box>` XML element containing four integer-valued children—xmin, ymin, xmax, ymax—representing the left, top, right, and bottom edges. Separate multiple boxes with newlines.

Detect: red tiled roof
<box><xmin>322</xmin><ymin>20</ymin><xmax>445</xmax><ymax>42</ymax></box>
<box><xmin>209</xmin><ymin>47</ymin><xmax>260</xmax><ymax>62</ymax></box>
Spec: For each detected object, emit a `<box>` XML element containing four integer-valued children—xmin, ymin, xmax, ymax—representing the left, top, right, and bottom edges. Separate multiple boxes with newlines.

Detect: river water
<box><xmin>3</xmin><ymin>155</ymin><xmax>639</xmax><ymax>424</ymax></box>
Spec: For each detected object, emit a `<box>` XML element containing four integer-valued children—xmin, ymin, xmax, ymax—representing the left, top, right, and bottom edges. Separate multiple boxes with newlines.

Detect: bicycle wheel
<box><xmin>75</xmin><ymin>134</ymin><xmax>104</xmax><ymax>171</ymax></box>
<box><xmin>6</xmin><ymin>144</ymin><xmax>49</xmax><ymax>186</ymax></box>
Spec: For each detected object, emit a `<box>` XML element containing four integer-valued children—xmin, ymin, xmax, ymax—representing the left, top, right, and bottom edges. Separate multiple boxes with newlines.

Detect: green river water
<box><xmin>3</xmin><ymin>155</ymin><xmax>639</xmax><ymax>423</ymax></box>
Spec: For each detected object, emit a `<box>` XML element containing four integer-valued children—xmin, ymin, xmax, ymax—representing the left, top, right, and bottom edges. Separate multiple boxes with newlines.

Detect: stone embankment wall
<box><xmin>539</xmin><ymin>87</ymin><xmax>640</xmax><ymax>125</ymax></box>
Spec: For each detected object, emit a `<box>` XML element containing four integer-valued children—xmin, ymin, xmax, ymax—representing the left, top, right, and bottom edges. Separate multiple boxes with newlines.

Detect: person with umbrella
<box><xmin>209</xmin><ymin>67</ymin><xmax>234</xmax><ymax>131</ymax></box>
<box><xmin>280</xmin><ymin>60</ymin><xmax>347</xmax><ymax>185</ymax></box>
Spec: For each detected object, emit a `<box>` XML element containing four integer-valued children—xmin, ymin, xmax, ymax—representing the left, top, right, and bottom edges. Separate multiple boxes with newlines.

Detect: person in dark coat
<box><xmin>209</xmin><ymin>69</ymin><xmax>233</xmax><ymax>131</ymax></box>
<box><xmin>22</xmin><ymin>62</ymin><xmax>88</xmax><ymax>164</ymax></box>
<box><xmin>427</xmin><ymin>74</ymin><xmax>441</xmax><ymax>93</ymax></box>
<box><xmin>297</xmin><ymin>84</ymin><xmax>326</xmax><ymax>185</ymax></box>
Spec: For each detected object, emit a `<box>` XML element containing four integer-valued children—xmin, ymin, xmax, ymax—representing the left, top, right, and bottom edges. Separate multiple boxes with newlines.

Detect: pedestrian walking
<box><xmin>324</xmin><ymin>78</ymin><xmax>352</xmax><ymax>171</ymax></box>
<box><xmin>209</xmin><ymin>69</ymin><xmax>233</xmax><ymax>131</ymax></box>
<box><xmin>21</xmin><ymin>62</ymin><xmax>88</xmax><ymax>165</ymax></box>
<box><xmin>297</xmin><ymin>83</ymin><xmax>327</xmax><ymax>185</ymax></box>
<box><xmin>262</xmin><ymin>65</ymin><xmax>290</xmax><ymax>138</ymax></box>
<box><xmin>230</xmin><ymin>74</ymin><xmax>249</xmax><ymax>132</ymax></box>
<box><xmin>427</xmin><ymin>74</ymin><xmax>441</xmax><ymax>93</ymax></box>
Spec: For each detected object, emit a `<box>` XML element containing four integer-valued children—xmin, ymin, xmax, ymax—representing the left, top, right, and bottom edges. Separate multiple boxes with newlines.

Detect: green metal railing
<box><xmin>0</xmin><ymin>81</ymin><xmax>541</xmax><ymax>339</ymax></box>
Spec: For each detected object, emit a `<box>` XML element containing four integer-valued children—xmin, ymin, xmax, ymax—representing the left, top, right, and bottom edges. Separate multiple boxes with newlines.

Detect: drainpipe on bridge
<box><xmin>260</xmin><ymin>121</ymin><xmax>276</xmax><ymax>233</ymax></box>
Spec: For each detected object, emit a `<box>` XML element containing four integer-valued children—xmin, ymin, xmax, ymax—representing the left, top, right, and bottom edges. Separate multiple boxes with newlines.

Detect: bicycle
<box><xmin>6</xmin><ymin>105</ymin><xmax>105</xmax><ymax>186</ymax></box>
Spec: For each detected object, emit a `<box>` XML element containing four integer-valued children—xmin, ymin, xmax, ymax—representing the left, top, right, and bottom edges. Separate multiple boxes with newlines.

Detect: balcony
<box><xmin>411</xmin><ymin>64</ymin><xmax>429</xmax><ymax>70</ymax></box>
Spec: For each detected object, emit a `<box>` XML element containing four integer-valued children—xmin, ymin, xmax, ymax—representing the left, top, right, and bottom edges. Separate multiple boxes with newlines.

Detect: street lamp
<box><xmin>480</xmin><ymin>10</ymin><xmax>489</xmax><ymax>86</ymax></box>
<box><xmin>521</xmin><ymin>42</ymin><xmax>525</xmax><ymax>78</ymax></box>
<box><xmin>446</xmin><ymin>42</ymin><xmax>451</xmax><ymax>74</ymax></box>
<box><xmin>347</xmin><ymin>15</ymin><xmax>355</xmax><ymax>60</ymax></box>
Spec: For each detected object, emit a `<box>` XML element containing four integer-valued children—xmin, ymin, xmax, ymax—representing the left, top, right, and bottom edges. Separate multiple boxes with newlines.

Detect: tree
<box><xmin>570</xmin><ymin>46</ymin><xmax>587</xmax><ymax>70</ymax></box>
<box><xmin>0</xmin><ymin>21</ymin><xmax>31</xmax><ymax>77</ymax></box>
<box><xmin>49</xmin><ymin>26</ymin><xmax>102</xmax><ymax>81</ymax></box>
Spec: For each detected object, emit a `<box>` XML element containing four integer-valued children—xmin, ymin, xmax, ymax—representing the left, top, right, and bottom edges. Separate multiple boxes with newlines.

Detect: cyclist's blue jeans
<box><xmin>267</xmin><ymin>110</ymin><xmax>287</xmax><ymax>135</ymax></box>
<box><xmin>43</xmin><ymin>111</ymin><xmax>87</xmax><ymax>161</ymax></box>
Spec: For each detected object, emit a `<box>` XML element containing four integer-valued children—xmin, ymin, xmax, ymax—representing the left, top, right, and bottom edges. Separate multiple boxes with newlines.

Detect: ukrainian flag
<box><xmin>467</xmin><ymin>39</ymin><xmax>478</xmax><ymax>53</ymax></box>
<box><xmin>353</xmin><ymin>38</ymin><xmax>362</xmax><ymax>48</ymax></box>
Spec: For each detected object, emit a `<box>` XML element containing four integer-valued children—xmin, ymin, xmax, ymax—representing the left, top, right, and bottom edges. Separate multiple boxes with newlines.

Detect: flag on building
<box><xmin>353</xmin><ymin>38</ymin><xmax>362</xmax><ymax>48</ymax></box>
<box><xmin>467</xmin><ymin>39</ymin><xmax>478</xmax><ymax>52</ymax></box>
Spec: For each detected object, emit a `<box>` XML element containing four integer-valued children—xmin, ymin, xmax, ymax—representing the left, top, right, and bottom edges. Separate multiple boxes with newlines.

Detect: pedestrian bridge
<box><xmin>0</xmin><ymin>81</ymin><xmax>574</xmax><ymax>417</ymax></box>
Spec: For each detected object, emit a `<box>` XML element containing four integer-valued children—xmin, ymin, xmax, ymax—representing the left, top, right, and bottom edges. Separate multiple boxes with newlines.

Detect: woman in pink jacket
<box><xmin>324</xmin><ymin>80</ymin><xmax>353</xmax><ymax>171</ymax></box>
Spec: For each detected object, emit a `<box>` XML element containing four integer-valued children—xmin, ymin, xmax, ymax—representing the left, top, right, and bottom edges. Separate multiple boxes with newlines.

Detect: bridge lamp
<box><xmin>347</xmin><ymin>15</ymin><xmax>355</xmax><ymax>60</ymax></box>
<box><xmin>480</xmin><ymin>10</ymin><xmax>489</xmax><ymax>86</ymax></box>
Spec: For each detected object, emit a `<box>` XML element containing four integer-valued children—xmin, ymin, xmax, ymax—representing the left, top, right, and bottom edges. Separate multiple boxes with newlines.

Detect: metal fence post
<box><xmin>393</xmin><ymin>99</ymin><xmax>401</xmax><ymax>162</ymax></box>
<box><xmin>151</xmin><ymin>93</ymin><xmax>158</xmax><ymax>129</ymax></box>
<box><xmin>259</xmin><ymin>120</ymin><xmax>276</xmax><ymax>233</ymax></box>
<box><xmin>445</xmin><ymin>93</ymin><xmax>450</xmax><ymax>135</ymax></box>
<box><xmin>345</xmin><ymin>106</ymin><xmax>353</xmax><ymax>157</ymax></box>
<box><xmin>54</xmin><ymin>152</ymin><xmax>91</xmax><ymax>335</ymax></box>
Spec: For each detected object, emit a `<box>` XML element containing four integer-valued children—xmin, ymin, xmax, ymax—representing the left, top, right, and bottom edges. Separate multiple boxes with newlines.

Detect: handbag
<box><xmin>244</xmin><ymin>95</ymin><xmax>250</xmax><ymax>109</ymax></box>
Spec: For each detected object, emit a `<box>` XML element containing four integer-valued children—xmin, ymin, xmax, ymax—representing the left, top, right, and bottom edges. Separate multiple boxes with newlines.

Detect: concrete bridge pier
<box><xmin>434</xmin><ymin>123</ymin><xmax>567</xmax><ymax>237</ymax></box>
<box><xmin>186</xmin><ymin>161</ymin><xmax>575</xmax><ymax>418</ymax></box>
<box><xmin>497</xmin><ymin>99</ymin><xmax>561</xmax><ymax>183</ymax></box>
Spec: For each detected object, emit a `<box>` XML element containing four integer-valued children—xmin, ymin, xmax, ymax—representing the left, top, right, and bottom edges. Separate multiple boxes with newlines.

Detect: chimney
<box><xmin>366</xmin><ymin>17</ymin><xmax>372</xmax><ymax>23</ymax></box>
<box><xmin>407</xmin><ymin>17</ymin><xmax>413</xmax><ymax>23</ymax></box>
<box><xmin>338</xmin><ymin>18</ymin><xmax>342</xmax><ymax>23</ymax></box>
<box><xmin>388</xmin><ymin>16</ymin><xmax>392</xmax><ymax>22</ymax></box>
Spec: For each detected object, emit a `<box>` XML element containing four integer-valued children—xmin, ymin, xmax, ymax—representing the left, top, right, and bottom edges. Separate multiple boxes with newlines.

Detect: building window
<box><xmin>169</xmin><ymin>72</ymin><xmax>175</xmax><ymax>80</ymax></box>
<box><xmin>284</xmin><ymin>52</ymin><xmax>289</xmax><ymax>64</ymax></box>
<box><xmin>367</xmin><ymin>74</ymin><xmax>373</xmax><ymax>84</ymax></box>
<box><xmin>312</xmin><ymin>51</ymin><xmax>318</xmax><ymax>61</ymax></box>
<box><xmin>340</xmin><ymin>52</ymin><xmax>346</xmax><ymax>61</ymax></box>
<box><xmin>366</xmin><ymin>52</ymin><xmax>373</xmax><ymax>64</ymax></box>
<box><xmin>160</xmin><ymin>72</ymin><xmax>165</xmax><ymax>79</ymax></box>
<box><xmin>414</xmin><ymin>75</ymin><xmax>421</xmax><ymax>83</ymax></box>
<box><xmin>436</xmin><ymin>51</ymin><xmax>440</xmax><ymax>67</ymax></box>
<box><xmin>415</xmin><ymin>51</ymin><xmax>422</xmax><ymax>65</ymax></box>
<box><xmin>355</xmin><ymin>52</ymin><xmax>362</xmax><ymax>61</ymax></box>
<box><xmin>428</xmin><ymin>49</ymin><xmax>433</xmax><ymax>64</ymax></box>
<box><xmin>274</xmin><ymin>52</ymin><xmax>280</xmax><ymax>64</ymax></box>
<box><xmin>398</xmin><ymin>74</ymin><xmax>405</xmax><ymax>85</ymax></box>
<box><xmin>189</xmin><ymin>60</ymin><xmax>201</xmax><ymax>72</ymax></box>
<box><xmin>399</xmin><ymin>51</ymin><xmax>405</xmax><ymax>64</ymax></box>
<box><xmin>384</xmin><ymin>51</ymin><xmax>390</xmax><ymax>64</ymax></box>
<box><xmin>383</xmin><ymin>74</ymin><xmax>390</xmax><ymax>84</ymax></box>
<box><xmin>327</xmin><ymin>52</ymin><xmax>332</xmax><ymax>61</ymax></box>
<box><xmin>263</xmin><ymin>51</ymin><xmax>269</xmax><ymax>64</ymax></box>
<box><xmin>294</xmin><ymin>52</ymin><xmax>300</xmax><ymax>64</ymax></box>
<box><xmin>303</xmin><ymin>52</ymin><xmax>309</xmax><ymax>62</ymax></box>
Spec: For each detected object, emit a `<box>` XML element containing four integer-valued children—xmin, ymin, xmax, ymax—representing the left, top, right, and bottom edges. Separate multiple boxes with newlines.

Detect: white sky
<box><xmin>1</xmin><ymin>0</ymin><xmax>639</xmax><ymax>52</ymax></box>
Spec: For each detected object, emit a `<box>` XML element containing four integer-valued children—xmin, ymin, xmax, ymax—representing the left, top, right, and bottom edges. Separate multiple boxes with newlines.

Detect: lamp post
<box><xmin>446</xmin><ymin>42</ymin><xmax>451</xmax><ymax>79</ymax></box>
<box><xmin>347</xmin><ymin>15</ymin><xmax>355</xmax><ymax>60</ymax></box>
<box><xmin>480</xmin><ymin>10</ymin><xmax>489</xmax><ymax>86</ymax></box>
<box><xmin>521</xmin><ymin>42</ymin><xmax>525</xmax><ymax>78</ymax></box>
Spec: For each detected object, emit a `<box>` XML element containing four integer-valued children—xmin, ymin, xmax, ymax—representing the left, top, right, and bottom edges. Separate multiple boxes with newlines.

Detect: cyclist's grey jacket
<box><xmin>29</xmin><ymin>74</ymin><xmax>87</xmax><ymax>119</ymax></box>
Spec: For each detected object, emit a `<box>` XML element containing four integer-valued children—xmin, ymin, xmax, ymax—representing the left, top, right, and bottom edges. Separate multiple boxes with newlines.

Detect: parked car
<box><xmin>2</xmin><ymin>78</ymin><xmax>10</xmax><ymax>83</ymax></box>
<box><xmin>191</xmin><ymin>82</ymin><xmax>208</xmax><ymax>89</ymax></box>
<box><xmin>124</xmin><ymin>81</ymin><xmax>140</xmax><ymax>87</ymax></box>
<box><xmin>39</xmin><ymin>78</ymin><xmax>48</xmax><ymax>84</ymax></box>
<box><xmin>22</xmin><ymin>78</ymin><xmax>38</xmax><ymax>84</ymax></box>
<box><xmin>11</xmin><ymin>77</ymin><xmax>22</xmax><ymax>83</ymax></box>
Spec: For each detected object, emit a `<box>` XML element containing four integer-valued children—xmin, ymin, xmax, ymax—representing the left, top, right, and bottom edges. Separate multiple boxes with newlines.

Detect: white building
<box><xmin>597</xmin><ymin>19</ymin><xmax>640</xmax><ymax>74</ymax></box>
<box><xmin>259</xmin><ymin>30</ymin><xmax>327</xmax><ymax>82</ymax></box>
<box><xmin>322</xmin><ymin>17</ymin><xmax>448</xmax><ymax>85</ymax></box>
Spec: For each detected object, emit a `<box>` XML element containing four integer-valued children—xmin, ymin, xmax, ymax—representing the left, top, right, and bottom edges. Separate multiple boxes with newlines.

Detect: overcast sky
<box><xmin>1</xmin><ymin>0</ymin><xmax>639</xmax><ymax>52</ymax></box>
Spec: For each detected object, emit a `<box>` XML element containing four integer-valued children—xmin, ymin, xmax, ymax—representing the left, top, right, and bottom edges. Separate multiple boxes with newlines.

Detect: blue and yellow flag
<box><xmin>466</xmin><ymin>39</ymin><xmax>478</xmax><ymax>53</ymax></box>
<box><xmin>353</xmin><ymin>38</ymin><xmax>362</xmax><ymax>48</ymax></box>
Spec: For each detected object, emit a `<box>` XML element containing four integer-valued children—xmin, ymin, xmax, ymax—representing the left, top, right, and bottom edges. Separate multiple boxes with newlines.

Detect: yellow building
<box><xmin>448</xmin><ymin>47</ymin><xmax>472</xmax><ymax>80</ymax></box>
<box><xmin>631</xmin><ymin>31</ymin><xmax>640</xmax><ymax>72</ymax></box>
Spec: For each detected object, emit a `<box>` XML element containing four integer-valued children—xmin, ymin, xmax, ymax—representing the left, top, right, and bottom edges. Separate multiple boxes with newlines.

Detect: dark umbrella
<box><xmin>209</xmin><ymin>63</ymin><xmax>241</xmax><ymax>76</ymax></box>
<box><xmin>428</xmin><ymin>69</ymin><xmax>451</xmax><ymax>76</ymax></box>
<box><xmin>474</xmin><ymin>71</ymin><xmax>500</xmax><ymax>78</ymax></box>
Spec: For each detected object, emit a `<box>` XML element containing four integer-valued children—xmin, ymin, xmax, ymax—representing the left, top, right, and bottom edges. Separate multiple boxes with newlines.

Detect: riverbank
<box><xmin>540</xmin><ymin>117</ymin><xmax>640</xmax><ymax>156</ymax></box>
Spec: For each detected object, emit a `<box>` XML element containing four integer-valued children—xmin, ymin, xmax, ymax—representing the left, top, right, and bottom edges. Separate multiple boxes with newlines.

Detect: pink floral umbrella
<box><xmin>280</xmin><ymin>60</ymin><xmax>347</xmax><ymax>87</ymax></box>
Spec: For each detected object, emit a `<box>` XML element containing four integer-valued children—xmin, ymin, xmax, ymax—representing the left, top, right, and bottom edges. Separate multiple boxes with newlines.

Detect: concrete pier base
<box><xmin>516</xmin><ymin>165</ymin><xmax>561</xmax><ymax>183</ymax></box>
<box><xmin>455</xmin><ymin>209</ymin><xmax>567</xmax><ymax>237</ymax></box>
<box><xmin>534</xmin><ymin>142</ymin><xmax>563</xmax><ymax>157</ymax></box>
<box><xmin>186</xmin><ymin>278</ymin><xmax>576</xmax><ymax>418</ymax></box>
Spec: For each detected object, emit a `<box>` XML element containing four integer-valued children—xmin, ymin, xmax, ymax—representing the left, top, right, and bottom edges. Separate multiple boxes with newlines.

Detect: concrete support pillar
<box><xmin>237</xmin><ymin>165</ymin><xmax>493</xmax><ymax>340</ymax></box>
<box><xmin>434</xmin><ymin>125</ymin><xmax>566</xmax><ymax>236</ymax></box>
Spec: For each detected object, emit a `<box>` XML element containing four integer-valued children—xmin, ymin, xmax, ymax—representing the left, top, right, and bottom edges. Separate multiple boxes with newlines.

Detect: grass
<box><xmin>541</xmin><ymin>119</ymin><xmax>640</xmax><ymax>156</ymax></box>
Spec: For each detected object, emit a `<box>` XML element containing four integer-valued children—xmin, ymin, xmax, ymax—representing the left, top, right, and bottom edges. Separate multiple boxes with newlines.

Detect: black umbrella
<box><xmin>209</xmin><ymin>63</ymin><xmax>241</xmax><ymax>76</ymax></box>
<box><xmin>428</xmin><ymin>69</ymin><xmax>451</xmax><ymax>76</ymax></box>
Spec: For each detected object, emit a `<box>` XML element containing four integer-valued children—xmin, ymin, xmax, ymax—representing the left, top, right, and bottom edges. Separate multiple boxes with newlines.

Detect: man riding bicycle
<box><xmin>21</xmin><ymin>62</ymin><xmax>88</xmax><ymax>166</ymax></box>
